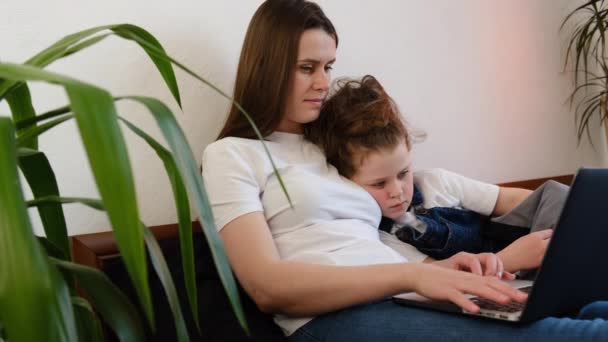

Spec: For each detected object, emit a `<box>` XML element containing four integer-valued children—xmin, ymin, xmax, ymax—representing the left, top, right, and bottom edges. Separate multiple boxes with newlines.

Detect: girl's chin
<box><xmin>382</xmin><ymin>211</ymin><xmax>402</xmax><ymax>220</ymax></box>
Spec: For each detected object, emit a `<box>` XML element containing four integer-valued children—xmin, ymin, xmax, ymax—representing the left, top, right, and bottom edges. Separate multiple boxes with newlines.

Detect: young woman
<box><xmin>202</xmin><ymin>1</ymin><xmax>608</xmax><ymax>340</ymax></box>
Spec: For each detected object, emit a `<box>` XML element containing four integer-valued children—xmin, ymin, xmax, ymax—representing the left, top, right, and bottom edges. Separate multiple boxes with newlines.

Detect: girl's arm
<box><xmin>492</xmin><ymin>187</ymin><xmax>553</xmax><ymax>272</ymax></box>
<box><xmin>220</xmin><ymin>212</ymin><xmax>527</xmax><ymax>316</ymax></box>
<box><xmin>492</xmin><ymin>187</ymin><xmax>532</xmax><ymax>216</ymax></box>
<box><xmin>497</xmin><ymin>229</ymin><xmax>553</xmax><ymax>272</ymax></box>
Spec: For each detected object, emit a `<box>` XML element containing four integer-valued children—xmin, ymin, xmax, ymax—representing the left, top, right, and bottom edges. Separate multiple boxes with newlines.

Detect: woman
<box><xmin>202</xmin><ymin>0</ymin><xmax>608</xmax><ymax>340</ymax></box>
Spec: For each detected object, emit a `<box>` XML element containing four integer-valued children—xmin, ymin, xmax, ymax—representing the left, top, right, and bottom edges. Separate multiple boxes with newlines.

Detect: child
<box><xmin>304</xmin><ymin>75</ymin><xmax>568</xmax><ymax>273</ymax></box>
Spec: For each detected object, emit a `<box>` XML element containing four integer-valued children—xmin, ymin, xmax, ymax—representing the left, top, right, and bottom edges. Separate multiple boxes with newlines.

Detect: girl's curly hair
<box><xmin>304</xmin><ymin>75</ymin><xmax>415</xmax><ymax>178</ymax></box>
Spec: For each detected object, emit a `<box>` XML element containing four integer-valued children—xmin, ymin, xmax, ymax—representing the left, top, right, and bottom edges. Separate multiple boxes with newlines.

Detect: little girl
<box><xmin>304</xmin><ymin>75</ymin><xmax>567</xmax><ymax>273</ymax></box>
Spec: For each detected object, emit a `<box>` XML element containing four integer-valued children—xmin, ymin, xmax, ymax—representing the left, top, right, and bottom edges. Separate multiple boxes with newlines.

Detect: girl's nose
<box><xmin>389</xmin><ymin>182</ymin><xmax>403</xmax><ymax>199</ymax></box>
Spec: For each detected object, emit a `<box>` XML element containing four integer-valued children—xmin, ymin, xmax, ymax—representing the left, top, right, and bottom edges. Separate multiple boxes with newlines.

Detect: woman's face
<box><xmin>278</xmin><ymin>29</ymin><xmax>337</xmax><ymax>134</ymax></box>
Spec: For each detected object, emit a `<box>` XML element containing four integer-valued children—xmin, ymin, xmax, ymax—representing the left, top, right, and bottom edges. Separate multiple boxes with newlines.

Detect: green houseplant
<box><xmin>563</xmin><ymin>0</ymin><xmax>608</xmax><ymax>143</ymax></box>
<box><xmin>0</xmin><ymin>24</ymin><xmax>287</xmax><ymax>341</ymax></box>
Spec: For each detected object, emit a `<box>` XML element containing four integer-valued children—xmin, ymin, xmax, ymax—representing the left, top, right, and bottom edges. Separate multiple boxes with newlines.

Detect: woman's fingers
<box><xmin>482</xmin><ymin>253</ymin><xmax>499</xmax><ymax>277</ymax></box>
<box><xmin>446</xmin><ymin>277</ymin><xmax>526</xmax><ymax>312</ymax></box>
<box><xmin>501</xmin><ymin>271</ymin><xmax>516</xmax><ymax>280</ymax></box>
<box><xmin>447</xmin><ymin>291</ymin><xmax>480</xmax><ymax>313</ymax></box>
<box><xmin>459</xmin><ymin>253</ymin><xmax>483</xmax><ymax>275</ymax></box>
<box><xmin>415</xmin><ymin>264</ymin><xmax>528</xmax><ymax>312</ymax></box>
<box><xmin>485</xmin><ymin>278</ymin><xmax>528</xmax><ymax>302</ymax></box>
<box><xmin>467</xmin><ymin>284</ymin><xmax>510</xmax><ymax>304</ymax></box>
<box><xmin>474</xmin><ymin>253</ymin><xmax>503</xmax><ymax>277</ymax></box>
<box><xmin>495</xmin><ymin>256</ymin><xmax>504</xmax><ymax>278</ymax></box>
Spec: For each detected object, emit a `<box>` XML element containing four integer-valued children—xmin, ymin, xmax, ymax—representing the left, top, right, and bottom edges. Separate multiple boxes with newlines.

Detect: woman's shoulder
<box><xmin>205</xmin><ymin>136</ymin><xmax>261</xmax><ymax>150</ymax></box>
<box><xmin>204</xmin><ymin>137</ymin><xmax>266</xmax><ymax>159</ymax></box>
<box><xmin>202</xmin><ymin>137</ymin><xmax>283</xmax><ymax>178</ymax></box>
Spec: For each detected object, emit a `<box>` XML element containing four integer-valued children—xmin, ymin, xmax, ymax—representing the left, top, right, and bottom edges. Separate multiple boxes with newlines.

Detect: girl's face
<box><xmin>278</xmin><ymin>29</ymin><xmax>336</xmax><ymax>134</ymax></box>
<box><xmin>350</xmin><ymin>142</ymin><xmax>414</xmax><ymax>220</ymax></box>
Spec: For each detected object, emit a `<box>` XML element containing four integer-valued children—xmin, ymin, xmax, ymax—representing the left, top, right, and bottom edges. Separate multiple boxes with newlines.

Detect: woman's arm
<box><xmin>492</xmin><ymin>186</ymin><xmax>532</xmax><ymax>216</ymax></box>
<box><xmin>221</xmin><ymin>212</ymin><xmax>527</xmax><ymax>316</ymax></box>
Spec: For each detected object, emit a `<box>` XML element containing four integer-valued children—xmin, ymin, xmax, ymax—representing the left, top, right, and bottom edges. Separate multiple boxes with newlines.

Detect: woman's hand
<box><xmin>411</xmin><ymin>263</ymin><xmax>528</xmax><ymax>313</ymax></box>
<box><xmin>497</xmin><ymin>229</ymin><xmax>553</xmax><ymax>272</ymax></box>
<box><xmin>431</xmin><ymin>252</ymin><xmax>515</xmax><ymax>280</ymax></box>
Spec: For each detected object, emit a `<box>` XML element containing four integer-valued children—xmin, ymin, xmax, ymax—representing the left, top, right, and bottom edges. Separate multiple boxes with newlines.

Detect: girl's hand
<box><xmin>432</xmin><ymin>252</ymin><xmax>515</xmax><ymax>280</ymax></box>
<box><xmin>411</xmin><ymin>263</ymin><xmax>527</xmax><ymax>313</ymax></box>
<box><xmin>497</xmin><ymin>229</ymin><xmax>552</xmax><ymax>272</ymax></box>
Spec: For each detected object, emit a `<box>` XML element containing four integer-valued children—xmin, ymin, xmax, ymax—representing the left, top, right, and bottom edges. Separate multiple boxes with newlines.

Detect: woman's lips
<box><xmin>304</xmin><ymin>99</ymin><xmax>323</xmax><ymax>108</ymax></box>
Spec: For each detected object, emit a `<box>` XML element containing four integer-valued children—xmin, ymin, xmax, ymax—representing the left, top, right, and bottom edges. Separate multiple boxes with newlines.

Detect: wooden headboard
<box><xmin>496</xmin><ymin>174</ymin><xmax>573</xmax><ymax>191</ymax></box>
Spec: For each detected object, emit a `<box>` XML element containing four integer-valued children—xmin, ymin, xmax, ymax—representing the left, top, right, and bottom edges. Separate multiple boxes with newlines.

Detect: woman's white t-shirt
<box><xmin>202</xmin><ymin>132</ymin><xmax>417</xmax><ymax>335</ymax></box>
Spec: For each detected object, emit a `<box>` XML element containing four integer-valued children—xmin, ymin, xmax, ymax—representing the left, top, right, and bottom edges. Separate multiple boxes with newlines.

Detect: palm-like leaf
<box><xmin>0</xmin><ymin>118</ymin><xmax>77</xmax><ymax>342</ymax></box>
<box><xmin>0</xmin><ymin>21</ymin><xmax>292</xmax><ymax>340</ymax></box>
<box><xmin>120</xmin><ymin>117</ymin><xmax>200</xmax><ymax>331</ymax></box>
<box><xmin>53</xmin><ymin>258</ymin><xmax>146</xmax><ymax>342</ymax></box>
<box><xmin>122</xmin><ymin>96</ymin><xmax>249</xmax><ymax>332</ymax></box>
<box><xmin>562</xmin><ymin>0</ymin><xmax>608</xmax><ymax>143</ymax></box>
<box><xmin>142</xmin><ymin>226</ymin><xmax>190</xmax><ymax>342</ymax></box>
<box><xmin>15</xmin><ymin>104</ymin><xmax>71</xmax><ymax>130</ymax></box>
<box><xmin>72</xmin><ymin>297</ymin><xmax>104</xmax><ymax>342</ymax></box>
<box><xmin>18</xmin><ymin>148</ymin><xmax>70</xmax><ymax>260</ymax></box>
<box><xmin>6</xmin><ymin>83</ymin><xmax>37</xmax><ymax>149</ymax></box>
<box><xmin>30</xmin><ymin>196</ymin><xmax>191</xmax><ymax>341</ymax></box>
<box><xmin>14</xmin><ymin>104</ymin><xmax>203</xmax><ymax>332</ymax></box>
<box><xmin>0</xmin><ymin>63</ymin><xmax>155</xmax><ymax>327</ymax></box>
<box><xmin>0</xmin><ymin>24</ymin><xmax>181</xmax><ymax>107</ymax></box>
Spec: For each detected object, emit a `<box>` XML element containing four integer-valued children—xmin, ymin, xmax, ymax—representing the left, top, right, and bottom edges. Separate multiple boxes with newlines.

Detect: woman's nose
<box><xmin>313</xmin><ymin>70</ymin><xmax>330</xmax><ymax>91</ymax></box>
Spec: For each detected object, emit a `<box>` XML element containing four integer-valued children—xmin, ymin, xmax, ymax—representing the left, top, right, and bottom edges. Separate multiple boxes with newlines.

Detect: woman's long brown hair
<box><xmin>217</xmin><ymin>0</ymin><xmax>338</xmax><ymax>140</ymax></box>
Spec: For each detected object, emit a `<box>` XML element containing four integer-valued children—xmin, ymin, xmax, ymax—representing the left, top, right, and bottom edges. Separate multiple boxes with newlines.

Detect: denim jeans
<box><xmin>288</xmin><ymin>299</ymin><xmax>608</xmax><ymax>342</ymax></box>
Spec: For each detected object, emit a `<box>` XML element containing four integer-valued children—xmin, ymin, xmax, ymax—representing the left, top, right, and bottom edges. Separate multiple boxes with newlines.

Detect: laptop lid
<box><xmin>520</xmin><ymin>168</ymin><xmax>608</xmax><ymax>321</ymax></box>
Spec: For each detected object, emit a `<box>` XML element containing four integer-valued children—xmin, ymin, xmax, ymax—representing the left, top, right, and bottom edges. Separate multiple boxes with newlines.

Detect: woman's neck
<box><xmin>275</xmin><ymin>120</ymin><xmax>303</xmax><ymax>134</ymax></box>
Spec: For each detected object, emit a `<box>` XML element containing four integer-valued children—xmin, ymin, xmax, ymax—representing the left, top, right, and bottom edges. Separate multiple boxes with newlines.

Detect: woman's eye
<box><xmin>299</xmin><ymin>65</ymin><xmax>313</xmax><ymax>73</ymax></box>
<box><xmin>325</xmin><ymin>65</ymin><xmax>333</xmax><ymax>71</ymax></box>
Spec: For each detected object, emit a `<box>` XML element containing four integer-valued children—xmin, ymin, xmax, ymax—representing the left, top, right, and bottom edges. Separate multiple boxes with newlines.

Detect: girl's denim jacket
<box><xmin>379</xmin><ymin>185</ymin><xmax>527</xmax><ymax>260</ymax></box>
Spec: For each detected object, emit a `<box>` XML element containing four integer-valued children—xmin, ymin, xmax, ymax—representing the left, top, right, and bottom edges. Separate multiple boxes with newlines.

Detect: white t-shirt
<box><xmin>202</xmin><ymin>132</ymin><xmax>412</xmax><ymax>336</ymax></box>
<box><xmin>392</xmin><ymin>169</ymin><xmax>500</xmax><ymax>234</ymax></box>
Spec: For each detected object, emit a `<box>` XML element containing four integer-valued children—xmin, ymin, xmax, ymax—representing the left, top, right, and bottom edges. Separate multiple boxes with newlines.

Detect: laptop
<box><xmin>393</xmin><ymin>168</ymin><xmax>608</xmax><ymax>322</ymax></box>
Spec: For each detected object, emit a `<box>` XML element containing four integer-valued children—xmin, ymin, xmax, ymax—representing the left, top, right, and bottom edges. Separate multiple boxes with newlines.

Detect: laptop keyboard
<box><xmin>470</xmin><ymin>286</ymin><xmax>532</xmax><ymax>313</ymax></box>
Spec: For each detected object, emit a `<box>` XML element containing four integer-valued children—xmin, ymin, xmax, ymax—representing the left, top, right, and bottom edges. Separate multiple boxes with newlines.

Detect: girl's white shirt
<box><xmin>391</xmin><ymin>169</ymin><xmax>500</xmax><ymax>234</ymax></box>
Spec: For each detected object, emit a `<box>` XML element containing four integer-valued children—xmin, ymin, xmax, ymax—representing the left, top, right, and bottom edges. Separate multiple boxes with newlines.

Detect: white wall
<box><xmin>1</xmin><ymin>0</ymin><xmax>604</xmax><ymax>235</ymax></box>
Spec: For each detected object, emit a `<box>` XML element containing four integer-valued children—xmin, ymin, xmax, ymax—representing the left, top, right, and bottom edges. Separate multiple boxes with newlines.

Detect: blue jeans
<box><xmin>288</xmin><ymin>299</ymin><xmax>608</xmax><ymax>342</ymax></box>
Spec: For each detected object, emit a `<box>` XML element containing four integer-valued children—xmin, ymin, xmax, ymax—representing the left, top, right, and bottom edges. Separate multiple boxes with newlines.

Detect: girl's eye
<box><xmin>372</xmin><ymin>181</ymin><xmax>385</xmax><ymax>188</ymax></box>
<box><xmin>397</xmin><ymin>171</ymin><xmax>409</xmax><ymax>179</ymax></box>
<box><xmin>325</xmin><ymin>65</ymin><xmax>333</xmax><ymax>71</ymax></box>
